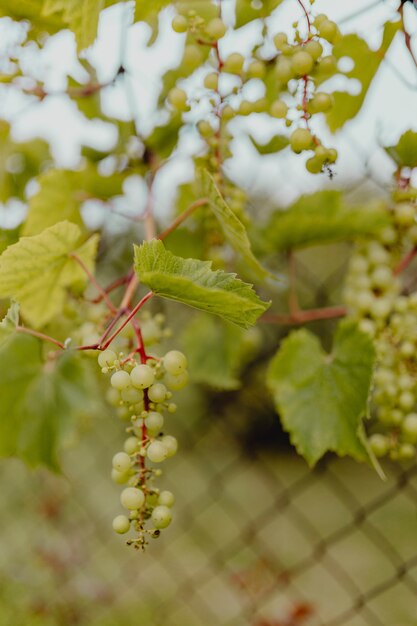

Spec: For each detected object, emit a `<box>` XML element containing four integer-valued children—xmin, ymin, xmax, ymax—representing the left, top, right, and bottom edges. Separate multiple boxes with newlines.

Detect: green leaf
<box><xmin>326</xmin><ymin>22</ymin><xmax>400</xmax><ymax>132</ymax></box>
<box><xmin>0</xmin><ymin>300</ymin><xmax>19</xmax><ymax>347</ymax></box>
<box><xmin>267</xmin><ymin>320</ymin><xmax>375</xmax><ymax>466</ymax></box>
<box><xmin>23</xmin><ymin>165</ymin><xmax>126</xmax><ymax>236</ymax></box>
<box><xmin>202</xmin><ymin>170</ymin><xmax>270</xmax><ymax>279</ymax></box>
<box><xmin>134</xmin><ymin>0</ymin><xmax>171</xmax><ymax>44</ymax></box>
<box><xmin>384</xmin><ymin>130</ymin><xmax>417</xmax><ymax>168</ymax></box>
<box><xmin>0</xmin><ymin>333</ymin><xmax>96</xmax><ymax>468</ymax></box>
<box><xmin>0</xmin><ymin>221</ymin><xmax>99</xmax><ymax>328</ymax></box>
<box><xmin>249</xmin><ymin>134</ymin><xmax>289</xmax><ymax>155</ymax></box>
<box><xmin>42</xmin><ymin>0</ymin><xmax>105</xmax><ymax>51</ymax></box>
<box><xmin>145</xmin><ymin>114</ymin><xmax>182</xmax><ymax>160</ymax></box>
<box><xmin>182</xmin><ymin>314</ymin><xmax>259</xmax><ymax>390</ymax></box>
<box><xmin>235</xmin><ymin>0</ymin><xmax>283</xmax><ymax>28</ymax></box>
<box><xmin>134</xmin><ymin>239</ymin><xmax>270</xmax><ymax>328</ymax></box>
<box><xmin>264</xmin><ymin>190</ymin><xmax>389</xmax><ymax>251</ymax></box>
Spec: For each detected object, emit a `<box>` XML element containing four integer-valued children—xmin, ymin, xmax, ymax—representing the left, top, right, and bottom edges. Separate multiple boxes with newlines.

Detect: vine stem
<box><xmin>70</xmin><ymin>253</ymin><xmax>117</xmax><ymax>314</ymax></box>
<box><xmin>399</xmin><ymin>3</ymin><xmax>417</xmax><ymax>69</ymax></box>
<box><xmin>394</xmin><ymin>246</ymin><xmax>417</xmax><ymax>276</ymax></box>
<box><xmin>16</xmin><ymin>326</ymin><xmax>66</xmax><ymax>349</ymax></box>
<box><xmin>158</xmin><ymin>198</ymin><xmax>209</xmax><ymax>240</ymax></box>
<box><xmin>296</xmin><ymin>0</ymin><xmax>311</xmax><ymax>36</ymax></box>
<box><xmin>261</xmin><ymin>305</ymin><xmax>347</xmax><ymax>325</ymax></box>
<box><xmin>101</xmin><ymin>292</ymin><xmax>154</xmax><ymax>350</ymax></box>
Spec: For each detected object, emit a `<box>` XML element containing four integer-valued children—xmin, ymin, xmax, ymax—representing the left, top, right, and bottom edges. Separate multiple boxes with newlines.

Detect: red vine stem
<box><xmin>70</xmin><ymin>253</ymin><xmax>117</xmax><ymax>314</ymax></box>
<box><xmin>399</xmin><ymin>4</ymin><xmax>417</xmax><ymax>70</ymax></box>
<box><xmin>16</xmin><ymin>325</ymin><xmax>66</xmax><ymax>349</ymax></box>
<box><xmin>296</xmin><ymin>0</ymin><xmax>311</xmax><ymax>35</ymax></box>
<box><xmin>158</xmin><ymin>198</ymin><xmax>209</xmax><ymax>240</ymax></box>
<box><xmin>394</xmin><ymin>245</ymin><xmax>417</xmax><ymax>276</ymax></box>
<box><xmin>261</xmin><ymin>305</ymin><xmax>347</xmax><ymax>325</ymax></box>
<box><xmin>101</xmin><ymin>292</ymin><xmax>154</xmax><ymax>350</ymax></box>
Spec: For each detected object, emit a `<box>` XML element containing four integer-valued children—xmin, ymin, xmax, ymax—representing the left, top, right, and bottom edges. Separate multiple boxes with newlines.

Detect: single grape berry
<box><xmin>130</xmin><ymin>364</ymin><xmax>155</xmax><ymax>390</ymax></box>
<box><xmin>111</xmin><ymin>370</ymin><xmax>131</xmax><ymax>391</ymax></box>
<box><xmin>204</xmin><ymin>72</ymin><xmax>219</xmax><ymax>91</ymax></box>
<box><xmin>158</xmin><ymin>490</ymin><xmax>175</xmax><ymax>507</ymax></box>
<box><xmin>152</xmin><ymin>505</ymin><xmax>173</xmax><ymax>529</ymax></box>
<box><xmin>205</xmin><ymin>17</ymin><xmax>227</xmax><ymax>39</ymax></box>
<box><xmin>147</xmin><ymin>441</ymin><xmax>169</xmax><ymax>463</ymax></box>
<box><xmin>98</xmin><ymin>349</ymin><xmax>117</xmax><ymax>368</ymax></box>
<box><xmin>112</xmin><ymin>451</ymin><xmax>131</xmax><ymax>472</ymax></box>
<box><xmin>275</xmin><ymin>57</ymin><xmax>294</xmax><ymax>83</ymax></box>
<box><xmin>112</xmin><ymin>515</ymin><xmax>131</xmax><ymax>534</ymax></box>
<box><xmin>163</xmin><ymin>351</ymin><xmax>188</xmax><ymax>376</ymax></box>
<box><xmin>403</xmin><ymin>413</ymin><xmax>417</xmax><ymax>443</ymax></box>
<box><xmin>273</xmin><ymin>32</ymin><xmax>288</xmax><ymax>50</ymax></box>
<box><xmin>318</xmin><ymin>20</ymin><xmax>339</xmax><ymax>43</ymax></box>
<box><xmin>120</xmin><ymin>487</ymin><xmax>145</xmax><ymax>510</ymax></box>
<box><xmin>224</xmin><ymin>53</ymin><xmax>244</xmax><ymax>74</ymax></box>
<box><xmin>121</xmin><ymin>387</ymin><xmax>143</xmax><ymax>403</ymax></box>
<box><xmin>148</xmin><ymin>383</ymin><xmax>168</xmax><ymax>403</ymax></box>
<box><xmin>291</xmin><ymin>50</ymin><xmax>314</xmax><ymax>76</ymax></box>
<box><xmin>310</xmin><ymin>92</ymin><xmax>334</xmax><ymax>113</ymax></box>
<box><xmin>270</xmin><ymin>100</ymin><xmax>288</xmax><ymax>119</ymax></box>
<box><xmin>111</xmin><ymin>468</ymin><xmax>130</xmax><ymax>484</ymax></box>
<box><xmin>168</xmin><ymin>87</ymin><xmax>188</xmax><ymax>111</ymax></box>
<box><xmin>144</xmin><ymin>411</ymin><xmax>164</xmax><ymax>435</ymax></box>
<box><xmin>247</xmin><ymin>60</ymin><xmax>266</xmax><ymax>79</ymax></box>
<box><xmin>160</xmin><ymin>435</ymin><xmax>178</xmax><ymax>458</ymax></box>
<box><xmin>369</xmin><ymin>434</ymin><xmax>389</xmax><ymax>457</ymax></box>
<box><xmin>306</xmin><ymin>156</ymin><xmax>323</xmax><ymax>174</ymax></box>
<box><xmin>304</xmin><ymin>40</ymin><xmax>323</xmax><ymax>61</ymax></box>
<box><xmin>124</xmin><ymin>436</ymin><xmax>139</xmax><ymax>455</ymax></box>
<box><xmin>290</xmin><ymin>128</ymin><xmax>314</xmax><ymax>153</ymax></box>
<box><xmin>164</xmin><ymin>371</ymin><xmax>189</xmax><ymax>391</ymax></box>
<box><xmin>172</xmin><ymin>14</ymin><xmax>188</xmax><ymax>33</ymax></box>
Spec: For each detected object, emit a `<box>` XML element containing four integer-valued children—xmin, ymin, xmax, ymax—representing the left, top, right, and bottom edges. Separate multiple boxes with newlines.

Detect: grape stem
<box><xmin>70</xmin><ymin>253</ymin><xmax>117</xmax><ymax>314</ymax></box>
<box><xmin>394</xmin><ymin>246</ymin><xmax>417</xmax><ymax>276</ymax></box>
<box><xmin>89</xmin><ymin>274</ymin><xmax>131</xmax><ymax>304</ymax></box>
<box><xmin>261</xmin><ymin>305</ymin><xmax>347</xmax><ymax>325</ymax></box>
<box><xmin>158</xmin><ymin>198</ymin><xmax>209</xmax><ymax>240</ymax></box>
<box><xmin>16</xmin><ymin>326</ymin><xmax>66</xmax><ymax>349</ymax></box>
<box><xmin>399</xmin><ymin>3</ymin><xmax>417</xmax><ymax>69</ymax></box>
<box><xmin>100</xmin><ymin>291</ymin><xmax>154</xmax><ymax>350</ymax></box>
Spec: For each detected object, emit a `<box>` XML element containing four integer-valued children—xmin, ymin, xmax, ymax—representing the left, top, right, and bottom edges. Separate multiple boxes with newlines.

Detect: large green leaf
<box><xmin>0</xmin><ymin>221</ymin><xmax>99</xmax><ymax>328</ymax></box>
<box><xmin>0</xmin><ymin>300</ymin><xmax>19</xmax><ymax>347</ymax></box>
<box><xmin>202</xmin><ymin>170</ymin><xmax>269</xmax><ymax>279</ymax></box>
<box><xmin>384</xmin><ymin>130</ymin><xmax>417</xmax><ymax>168</ymax></box>
<box><xmin>263</xmin><ymin>190</ymin><xmax>389</xmax><ymax>251</ymax></box>
<box><xmin>23</xmin><ymin>165</ymin><xmax>126</xmax><ymax>236</ymax></box>
<box><xmin>134</xmin><ymin>239</ymin><xmax>270</xmax><ymax>328</ymax></box>
<box><xmin>235</xmin><ymin>0</ymin><xmax>283</xmax><ymax>28</ymax></box>
<box><xmin>42</xmin><ymin>0</ymin><xmax>105</xmax><ymax>51</ymax></box>
<box><xmin>325</xmin><ymin>22</ymin><xmax>400</xmax><ymax>132</ymax></box>
<box><xmin>267</xmin><ymin>321</ymin><xmax>375</xmax><ymax>466</ymax></box>
<box><xmin>0</xmin><ymin>333</ymin><xmax>96</xmax><ymax>468</ymax></box>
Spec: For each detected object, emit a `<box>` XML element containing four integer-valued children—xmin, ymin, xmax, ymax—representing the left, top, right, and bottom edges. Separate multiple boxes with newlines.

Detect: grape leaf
<box><xmin>23</xmin><ymin>165</ymin><xmax>126</xmax><ymax>236</ymax></box>
<box><xmin>263</xmin><ymin>190</ymin><xmax>389</xmax><ymax>251</ymax></box>
<box><xmin>235</xmin><ymin>0</ymin><xmax>283</xmax><ymax>28</ymax></box>
<box><xmin>42</xmin><ymin>0</ymin><xmax>105</xmax><ymax>51</ymax></box>
<box><xmin>134</xmin><ymin>239</ymin><xmax>270</xmax><ymax>328</ymax></box>
<box><xmin>325</xmin><ymin>22</ymin><xmax>400</xmax><ymax>132</ymax></box>
<box><xmin>267</xmin><ymin>320</ymin><xmax>375</xmax><ymax>466</ymax></box>
<box><xmin>384</xmin><ymin>130</ymin><xmax>417</xmax><ymax>168</ymax></box>
<box><xmin>0</xmin><ymin>300</ymin><xmax>19</xmax><ymax>347</ymax></box>
<box><xmin>0</xmin><ymin>221</ymin><xmax>99</xmax><ymax>328</ymax></box>
<box><xmin>0</xmin><ymin>333</ymin><xmax>96</xmax><ymax>468</ymax></box>
<box><xmin>202</xmin><ymin>170</ymin><xmax>270</xmax><ymax>279</ymax></box>
<box><xmin>249</xmin><ymin>134</ymin><xmax>289</xmax><ymax>155</ymax></box>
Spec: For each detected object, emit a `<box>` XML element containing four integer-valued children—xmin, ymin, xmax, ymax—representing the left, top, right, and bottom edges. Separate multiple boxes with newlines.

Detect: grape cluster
<box><xmin>99</xmin><ymin>347</ymin><xmax>188</xmax><ymax>549</ymax></box>
<box><xmin>168</xmin><ymin>6</ymin><xmax>340</xmax><ymax>183</ymax></box>
<box><xmin>344</xmin><ymin>200</ymin><xmax>417</xmax><ymax>461</ymax></box>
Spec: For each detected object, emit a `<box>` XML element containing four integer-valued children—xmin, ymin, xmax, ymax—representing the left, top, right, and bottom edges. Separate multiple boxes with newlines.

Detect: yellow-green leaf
<box><xmin>0</xmin><ymin>300</ymin><xmax>19</xmax><ymax>347</ymax></box>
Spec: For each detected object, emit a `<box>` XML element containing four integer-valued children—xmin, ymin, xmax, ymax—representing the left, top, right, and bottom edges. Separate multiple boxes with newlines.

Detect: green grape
<box><xmin>148</xmin><ymin>383</ymin><xmax>168</xmax><ymax>403</ymax></box>
<box><xmin>270</xmin><ymin>100</ymin><xmax>288</xmax><ymax>118</ymax></box>
<box><xmin>205</xmin><ymin>17</ymin><xmax>227</xmax><ymax>39</ymax></box>
<box><xmin>120</xmin><ymin>487</ymin><xmax>145</xmax><ymax>510</ymax></box>
<box><xmin>160</xmin><ymin>435</ymin><xmax>178</xmax><ymax>458</ymax></box>
<box><xmin>304</xmin><ymin>40</ymin><xmax>323</xmax><ymax>61</ymax></box>
<box><xmin>402</xmin><ymin>413</ymin><xmax>417</xmax><ymax>443</ymax></box>
<box><xmin>124</xmin><ymin>436</ymin><xmax>140</xmax><ymax>455</ymax></box>
<box><xmin>316</xmin><ymin>55</ymin><xmax>337</xmax><ymax>75</ymax></box>
<box><xmin>130</xmin><ymin>364</ymin><xmax>155</xmax><ymax>390</ymax></box>
<box><xmin>151</xmin><ymin>505</ymin><xmax>172</xmax><ymax>529</ymax></box>
<box><xmin>98</xmin><ymin>349</ymin><xmax>117</xmax><ymax>368</ymax></box>
<box><xmin>275</xmin><ymin>57</ymin><xmax>294</xmax><ymax>83</ymax></box>
<box><xmin>111</xmin><ymin>468</ymin><xmax>130</xmax><ymax>484</ymax></box>
<box><xmin>172</xmin><ymin>14</ymin><xmax>188</xmax><ymax>33</ymax></box>
<box><xmin>371</xmin><ymin>266</ymin><xmax>393</xmax><ymax>289</ymax></box>
<box><xmin>158</xmin><ymin>490</ymin><xmax>175</xmax><ymax>507</ymax></box>
<box><xmin>369</xmin><ymin>433</ymin><xmax>389</xmax><ymax>457</ymax></box>
<box><xmin>204</xmin><ymin>72</ymin><xmax>218</xmax><ymax>91</ymax></box>
<box><xmin>106</xmin><ymin>387</ymin><xmax>121</xmax><ymax>407</ymax></box>
<box><xmin>394</xmin><ymin>203</ymin><xmax>415</xmax><ymax>227</ymax></box>
<box><xmin>310</xmin><ymin>92</ymin><xmax>334</xmax><ymax>113</ymax></box>
<box><xmin>273</xmin><ymin>32</ymin><xmax>288</xmax><ymax>50</ymax></box>
<box><xmin>318</xmin><ymin>20</ymin><xmax>339</xmax><ymax>43</ymax></box>
<box><xmin>147</xmin><ymin>441</ymin><xmax>169</xmax><ymax>463</ymax></box>
<box><xmin>164</xmin><ymin>371</ymin><xmax>189</xmax><ymax>391</ymax></box>
<box><xmin>112</xmin><ymin>451</ymin><xmax>131</xmax><ymax>472</ymax></box>
<box><xmin>306</xmin><ymin>156</ymin><xmax>323</xmax><ymax>174</ymax></box>
<box><xmin>399</xmin><ymin>391</ymin><xmax>415</xmax><ymax>411</ymax></box>
<box><xmin>313</xmin><ymin>14</ymin><xmax>328</xmax><ymax>27</ymax></box>
<box><xmin>239</xmin><ymin>100</ymin><xmax>254</xmax><ymax>116</ymax></box>
<box><xmin>398</xmin><ymin>443</ymin><xmax>416</xmax><ymax>460</ymax></box>
<box><xmin>326</xmin><ymin>148</ymin><xmax>338</xmax><ymax>164</ymax></box>
<box><xmin>121</xmin><ymin>387</ymin><xmax>143</xmax><ymax>403</ymax></box>
<box><xmin>290</xmin><ymin>128</ymin><xmax>314</xmax><ymax>153</ymax></box>
<box><xmin>144</xmin><ymin>411</ymin><xmax>164</xmax><ymax>435</ymax></box>
<box><xmin>163</xmin><ymin>350</ymin><xmax>188</xmax><ymax>376</ymax></box>
<box><xmin>247</xmin><ymin>60</ymin><xmax>266</xmax><ymax>79</ymax></box>
<box><xmin>291</xmin><ymin>50</ymin><xmax>314</xmax><ymax>76</ymax></box>
<box><xmin>224</xmin><ymin>53</ymin><xmax>244</xmax><ymax>74</ymax></box>
<box><xmin>112</xmin><ymin>515</ymin><xmax>131</xmax><ymax>534</ymax></box>
<box><xmin>111</xmin><ymin>370</ymin><xmax>132</xmax><ymax>391</ymax></box>
<box><xmin>168</xmin><ymin>87</ymin><xmax>188</xmax><ymax>111</ymax></box>
<box><xmin>222</xmin><ymin>105</ymin><xmax>235</xmax><ymax>120</ymax></box>
<box><xmin>183</xmin><ymin>44</ymin><xmax>203</xmax><ymax>68</ymax></box>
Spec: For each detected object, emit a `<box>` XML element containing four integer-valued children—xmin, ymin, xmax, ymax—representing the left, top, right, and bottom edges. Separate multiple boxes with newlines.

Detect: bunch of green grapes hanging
<box><xmin>344</xmin><ymin>194</ymin><xmax>417</xmax><ymax>461</ymax></box>
<box><xmin>98</xmin><ymin>341</ymin><xmax>188</xmax><ymax>549</ymax></box>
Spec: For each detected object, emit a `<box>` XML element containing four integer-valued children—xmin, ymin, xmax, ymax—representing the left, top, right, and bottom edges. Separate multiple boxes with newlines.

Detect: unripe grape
<box><xmin>314</xmin><ymin>145</ymin><xmax>328</xmax><ymax>163</ymax></box>
<box><xmin>112</xmin><ymin>451</ymin><xmax>131</xmax><ymax>472</ymax></box>
<box><xmin>222</xmin><ymin>105</ymin><xmax>235</xmax><ymax>120</ymax></box>
<box><xmin>371</xmin><ymin>266</ymin><xmax>393</xmax><ymax>289</ymax></box>
<box><xmin>183</xmin><ymin>44</ymin><xmax>203</xmax><ymax>68</ymax></box>
<box><xmin>358</xmin><ymin>319</ymin><xmax>375</xmax><ymax>337</ymax></box>
<box><xmin>121</xmin><ymin>387</ymin><xmax>143</xmax><ymax>403</ymax></box>
<box><xmin>310</xmin><ymin>92</ymin><xmax>334</xmax><ymax>113</ymax></box>
<box><xmin>144</xmin><ymin>411</ymin><xmax>164</xmax><ymax>435</ymax></box>
<box><xmin>164</xmin><ymin>371</ymin><xmax>189</xmax><ymax>391</ymax></box>
<box><xmin>112</xmin><ymin>515</ymin><xmax>130</xmax><ymax>534</ymax></box>
<box><xmin>273</xmin><ymin>32</ymin><xmax>288</xmax><ymax>50</ymax></box>
<box><xmin>379</xmin><ymin>226</ymin><xmax>397</xmax><ymax>245</ymax></box>
<box><xmin>204</xmin><ymin>72</ymin><xmax>218</xmax><ymax>91</ymax></box>
<box><xmin>394</xmin><ymin>203</ymin><xmax>415</xmax><ymax>227</ymax></box>
<box><xmin>120</xmin><ymin>487</ymin><xmax>145</xmax><ymax>510</ymax></box>
<box><xmin>326</xmin><ymin>148</ymin><xmax>338</xmax><ymax>164</ymax></box>
<box><xmin>369</xmin><ymin>433</ymin><xmax>389</xmax><ymax>457</ymax></box>
<box><xmin>275</xmin><ymin>57</ymin><xmax>294</xmax><ymax>83</ymax></box>
<box><xmin>106</xmin><ymin>387</ymin><xmax>121</xmax><ymax>407</ymax></box>
<box><xmin>355</xmin><ymin>291</ymin><xmax>373</xmax><ymax>311</ymax></box>
<box><xmin>317</xmin><ymin>55</ymin><xmax>337</xmax><ymax>75</ymax></box>
<box><xmin>314</xmin><ymin>14</ymin><xmax>328</xmax><ymax>27</ymax></box>
<box><xmin>239</xmin><ymin>100</ymin><xmax>254</xmax><ymax>116</ymax></box>
<box><xmin>151</xmin><ymin>505</ymin><xmax>172</xmax><ymax>529</ymax></box>
<box><xmin>172</xmin><ymin>14</ymin><xmax>188</xmax><ymax>33</ymax></box>
<box><xmin>402</xmin><ymin>413</ymin><xmax>417</xmax><ymax>443</ymax></box>
<box><xmin>399</xmin><ymin>391</ymin><xmax>415</xmax><ymax>411</ymax></box>
<box><xmin>98</xmin><ymin>349</ymin><xmax>117</xmax><ymax>369</ymax></box>
<box><xmin>270</xmin><ymin>100</ymin><xmax>288</xmax><ymax>118</ymax></box>
<box><xmin>318</xmin><ymin>20</ymin><xmax>339</xmax><ymax>43</ymax></box>
<box><xmin>350</xmin><ymin>255</ymin><xmax>369</xmax><ymax>273</ymax></box>
<box><xmin>291</xmin><ymin>50</ymin><xmax>314</xmax><ymax>76</ymax></box>
<box><xmin>400</xmin><ymin>341</ymin><xmax>414</xmax><ymax>358</ymax></box>
<box><xmin>247</xmin><ymin>60</ymin><xmax>266</xmax><ymax>79</ymax></box>
<box><xmin>111</xmin><ymin>370</ymin><xmax>131</xmax><ymax>391</ymax></box>
<box><xmin>168</xmin><ymin>87</ymin><xmax>188</xmax><ymax>111</ymax></box>
<box><xmin>147</xmin><ymin>441</ymin><xmax>169</xmax><ymax>463</ymax></box>
<box><xmin>158</xmin><ymin>490</ymin><xmax>175</xmax><ymax>507</ymax></box>
<box><xmin>370</xmin><ymin>298</ymin><xmax>391</xmax><ymax>320</ymax></box>
<box><xmin>399</xmin><ymin>443</ymin><xmax>416</xmax><ymax>460</ymax></box>
<box><xmin>306</xmin><ymin>156</ymin><xmax>322</xmax><ymax>174</ymax></box>
<box><xmin>130</xmin><ymin>364</ymin><xmax>155</xmax><ymax>390</ymax></box>
<box><xmin>148</xmin><ymin>383</ymin><xmax>168</xmax><ymax>403</ymax></box>
<box><xmin>304</xmin><ymin>40</ymin><xmax>323</xmax><ymax>61</ymax></box>
<box><xmin>224</xmin><ymin>53</ymin><xmax>244</xmax><ymax>74</ymax></box>
<box><xmin>111</xmin><ymin>468</ymin><xmax>130</xmax><ymax>484</ymax></box>
<box><xmin>290</xmin><ymin>128</ymin><xmax>314</xmax><ymax>153</ymax></box>
<box><xmin>160</xmin><ymin>435</ymin><xmax>178</xmax><ymax>458</ymax></box>
<box><xmin>124</xmin><ymin>436</ymin><xmax>139</xmax><ymax>455</ymax></box>
<box><xmin>163</xmin><ymin>350</ymin><xmax>188</xmax><ymax>375</ymax></box>
<box><xmin>205</xmin><ymin>17</ymin><xmax>227</xmax><ymax>39</ymax></box>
